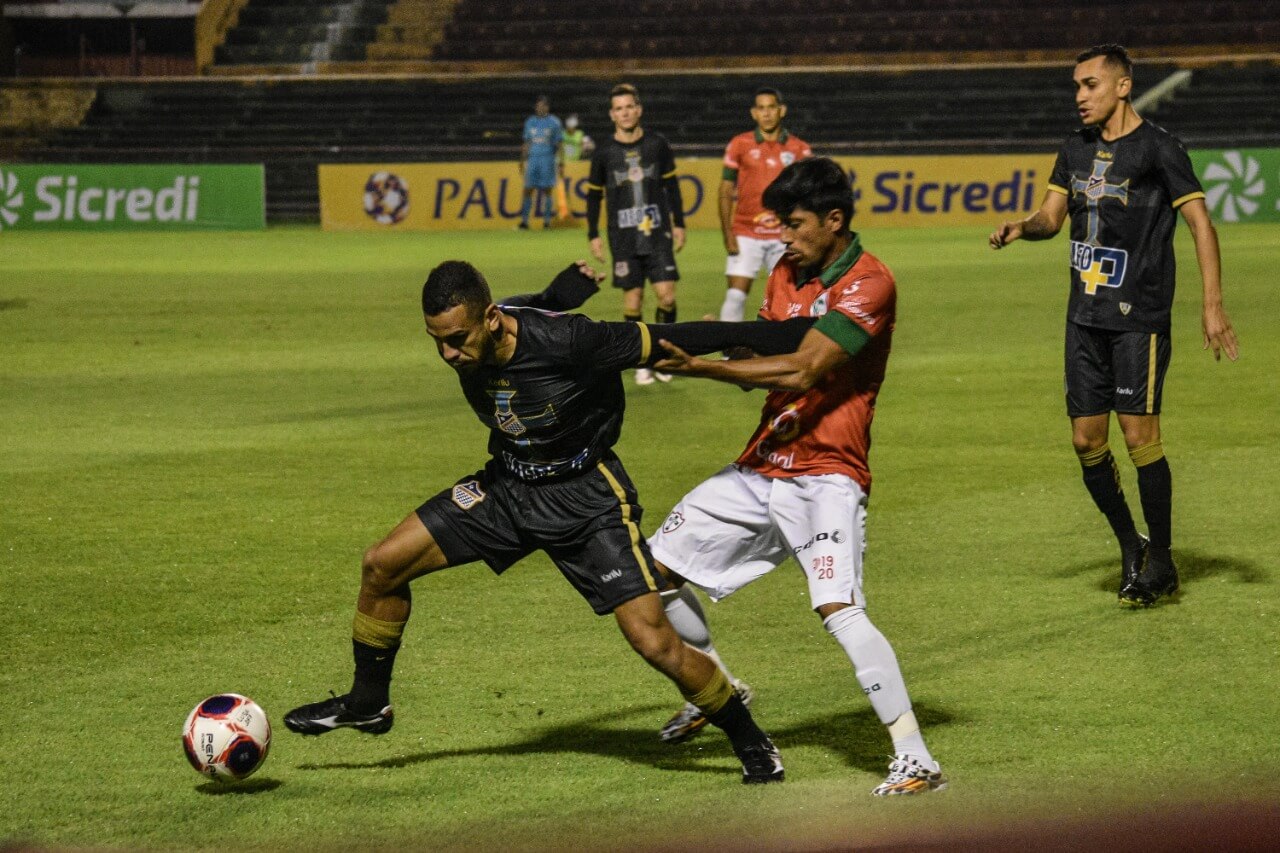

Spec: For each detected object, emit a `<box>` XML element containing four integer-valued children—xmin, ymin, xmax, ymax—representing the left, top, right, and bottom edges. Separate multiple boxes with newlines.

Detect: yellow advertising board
<box><xmin>319</xmin><ymin>154</ymin><xmax>1057</xmax><ymax>232</ymax></box>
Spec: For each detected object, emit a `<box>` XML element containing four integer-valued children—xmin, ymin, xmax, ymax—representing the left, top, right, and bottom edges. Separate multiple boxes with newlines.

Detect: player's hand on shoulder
<box><xmin>989</xmin><ymin>221</ymin><xmax>1022</xmax><ymax>249</ymax></box>
<box><xmin>1202</xmin><ymin>303</ymin><xmax>1240</xmax><ymax>362</ymax></box>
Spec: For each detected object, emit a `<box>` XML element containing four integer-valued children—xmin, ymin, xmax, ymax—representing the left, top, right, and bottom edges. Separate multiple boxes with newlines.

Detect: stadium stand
<box><xmin>214</xmin><ymin>0</ymin><xmax>394</xmax><ymax>67</ymax></box>
<box><xmin>196</xmin><ymin>0</ymin><xmax>1280</xmax><ymax>74</ymax></box>
<box><xmin>3</xmin><ymin>1</ymin><xmax>1277</xmax><ymax>222</ymax></box>
<box><xmin>10</xmin><ymin>61</ymin><xmax>1240</xmax><ymax>221</ymax></box>
<box><xmin>4</xmin><ymin>0</ymin><xmax>199</xmax><ymax>77</ymax></box>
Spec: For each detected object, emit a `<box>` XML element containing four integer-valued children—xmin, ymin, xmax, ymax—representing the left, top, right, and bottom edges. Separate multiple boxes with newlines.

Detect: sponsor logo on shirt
<box><xmin>618</xmin><ymin>204</ymin><xmax>662</xmax><ymax>232</ymax></box>
<box><xmin>1070</xmin><ymin>240</ymin><xmax>1129</xmax><ymax>295</ymax></box>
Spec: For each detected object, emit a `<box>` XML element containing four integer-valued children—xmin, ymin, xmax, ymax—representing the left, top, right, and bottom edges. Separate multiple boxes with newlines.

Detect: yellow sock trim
<box><xmin>1077</xmin><ymin>445</ymin><xmax>1111</xmax><ymax>467</ymax></box>
<box><xmin>1129</xmin><ymin>440</ymin><xmax>1165</xmax><ymax>468</ymax></box>
<box><xmin>681</xmin><ymin>666</ymin><xmax>733</xmax><ymax>714</ymax></box>
<box><xmin>353</xmin><ymin>611</ymin><xmax>406</xmax><ymax>650</ymax></box>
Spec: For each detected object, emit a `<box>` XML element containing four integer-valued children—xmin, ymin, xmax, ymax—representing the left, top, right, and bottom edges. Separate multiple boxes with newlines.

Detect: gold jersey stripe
<box><xmin>1047</xmin><ymin>183</ymin><xmax>1069</xmax><ymax>196</ymax></box>
<box><xmin>635</xmin><ymin>322</ymin><xmax>652</xmax><ymax>363</ymax></box>
<box><xmin>1171</xmin><ymin>190</ymin><xmax>1206</xmax><ymax>209</ymax></box>
<box><xmin>595</xmin><ymin>462</ymin><xmax>657</xmax><ymax>592</ymax></box>
<box><xmin>584</xmin><ymin>182</ymin><xmax>604</xmax><ymax>191</ymax></box>
<box><xmin>1146</xmin><ymin>334</ymin><xmax>1158</xmax><ymax>413</ymax></box>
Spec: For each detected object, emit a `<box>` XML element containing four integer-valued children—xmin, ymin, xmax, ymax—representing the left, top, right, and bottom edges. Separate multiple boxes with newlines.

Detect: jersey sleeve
<box><xmin>567</xmin><ymin>315</ymin><xmax>647</xmax><ymax>375</ymax></box>
<box><xmin>659</xmin><ymin>136</ymin><xmax>678</xmax><ymax>179</ymax></box>
<box><xmin>1047</xmin><ymin>145</ymin><xmax>1071</xmax><ymax>197</ymax></box>
<box><xmin>1157</xmin><ymin>134</ymin><xmax>1206</xmax><ymax>209</ymax></box>
<box><xmin>814</xmin><ymin>273</ymin><xmax>893</xmax><ymax>355</ymax></box>
<box><xmin>522</xmin><ymin>118</ymin><xmax>534</xmax><ymax>144</ymax></box>
<box><xmin>586</xmin><ymin>146</ymin><xmax>606</xmax><ymax>191</ymax></box>
<box><xmin>723</xmin><ymin>135</ymin><xmax>742</xmax><ymax>180</ymax></box>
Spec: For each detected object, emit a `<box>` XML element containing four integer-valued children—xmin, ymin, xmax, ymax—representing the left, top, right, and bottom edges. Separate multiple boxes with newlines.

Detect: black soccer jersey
<box><xmin>1048</xmin><ymin>121</ymin><xmax>1205</xmax><ymax>333</ymax></box>
<box><xmin>587</xmin><ymin>132</ymin><xmax>682</xmax><ymax>257</ymax></box>
<box><xmin>455</xmin><ymin>308</ymin><xmax>645</xmax><ymax>482</ymax></box>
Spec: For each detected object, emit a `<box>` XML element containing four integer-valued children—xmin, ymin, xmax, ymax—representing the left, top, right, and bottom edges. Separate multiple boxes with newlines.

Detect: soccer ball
<box><xmin>182</xmin><ymin>693</ymin><xmax>272</xmax><ymax>782</ymax></box>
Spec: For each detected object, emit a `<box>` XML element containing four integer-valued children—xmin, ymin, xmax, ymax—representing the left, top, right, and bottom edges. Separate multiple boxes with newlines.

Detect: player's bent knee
<box><xmin>360</xmin><ymin>544</ymin><xmax>410</xmax><ymax>597</ymax></box>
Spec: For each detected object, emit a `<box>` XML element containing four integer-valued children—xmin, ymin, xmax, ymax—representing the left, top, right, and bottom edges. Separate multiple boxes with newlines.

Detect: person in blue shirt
<box><xmin>520</xmin><ymin>95</ymin><xmax>564</xmax><ymax>230</ymax></box>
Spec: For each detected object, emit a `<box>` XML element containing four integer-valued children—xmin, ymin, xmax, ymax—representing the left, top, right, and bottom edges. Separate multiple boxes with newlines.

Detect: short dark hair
<box><xmin>1076</xmin><ymin>43</ymin><xmax>1133</xmax><ymax>79</ymax></box>
<box><xmin>762</xmin><ymin>157</ymin><xmax>853</xmax><ymax>232</ymax></box>
<box><xmin>754</xmin><ymin>86</ymin><xmax>783</xmax><ymax>104</ymax></box>
<box><xmin>422</xmin><ymin>260</ymin><xmax>492</xmax><ymax>317</ymax></box>
<box><xmin>535</xmin><ymin>94</ymin><xmax>549</xmax><ymax>105</ymax></box>
<box><xmin>610</xmin><ymin>83</ymin><xmax>640</xmax><ymax>105</ymax></box>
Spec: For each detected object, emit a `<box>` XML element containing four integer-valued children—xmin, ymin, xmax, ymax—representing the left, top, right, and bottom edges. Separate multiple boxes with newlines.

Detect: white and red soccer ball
<box><xmin>182</xmin><ymin>693</ymin><xmax>271</xmax><ymax>782</ymax></box>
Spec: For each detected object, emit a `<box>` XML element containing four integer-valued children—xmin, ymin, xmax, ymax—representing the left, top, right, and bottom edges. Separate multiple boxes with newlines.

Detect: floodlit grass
<box><xmin>2</xmin><ymin>223</ymin><xmax>1277</xmax><ymax>850</ymax></box>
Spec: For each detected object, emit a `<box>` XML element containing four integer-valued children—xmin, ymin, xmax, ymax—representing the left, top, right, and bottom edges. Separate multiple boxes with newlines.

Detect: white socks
<box><xmin>823</xmin><ymin>606</ymin><xmax>936</xmax><ymax>768</ymax></box>
<box><xmin>661</xmin><ymin>585</ymin><xmax>736</xmax><ymax>682</ymax></box>
<box><xmin>719</xmin><ymin>288</ymin><xmax>748</xmax><ymax>322</ymax></box>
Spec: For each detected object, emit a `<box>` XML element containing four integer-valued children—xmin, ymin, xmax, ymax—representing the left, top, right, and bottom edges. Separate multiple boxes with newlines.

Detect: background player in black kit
<box><xmin>586</xmin><ymin>83</ymin><xmax>686</xmax><ymax>385</ymax></box>
<box><xmin>283</xmin><ymin>260</ymin><xmax>816</xmax><ymax>784</ymax></box>
<box><xmin>990</xmin><ymin>44</ymin><xmax>1239</xmax><ymax>607</ymax></box>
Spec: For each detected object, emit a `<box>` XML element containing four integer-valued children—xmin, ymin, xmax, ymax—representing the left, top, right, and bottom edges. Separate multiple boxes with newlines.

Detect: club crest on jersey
<box><xmin>1071</xmin><ymin>241</ymin><xmax>1129</xmax><ymax>295</ymax></box>
<box><xmin>451</xmin><ymin>480</ymin><xmax>486</xmax><ymax>510</ymax></box>
<box><xmin>1119</xmin><ymin>302</ymin><xmax>1132</xmax><ymax>315</ymax></box>
<box><xmin>781</xmin><ymin>151</ymin><xmax>796</xmax><ymax>166</ymax></box>
<box><xmin>810</xmin><ymin>292</ymin><xmax>829</xmax><ymax>317</ymax></box>
<box><xmin>661</xmin><ymin>511</ymin><xmax>685</xmax><ymax>533</ymax></box>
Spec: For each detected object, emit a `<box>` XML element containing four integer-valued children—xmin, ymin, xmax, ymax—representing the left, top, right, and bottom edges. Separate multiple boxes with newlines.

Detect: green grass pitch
<box><xmin>2</xmin><ymin>223</ymin><xmax>1277</xmax><ymax>849</ymax></box>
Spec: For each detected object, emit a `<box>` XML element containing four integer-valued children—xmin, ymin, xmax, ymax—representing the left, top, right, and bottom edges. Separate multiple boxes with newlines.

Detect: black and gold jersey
<box><xmin>455</xmin><ymin>309</ymin><xmax>646</xmax><ymax>482</ymax></box>
<box><xmin>587</xmin><ymin>132</ymin><xmax>681</xmax><ymax>257</ymax></box>
<box><xmin>1048</xmin><ymin>121</ymin><xmax>1205</xmax><ymax>333</ymax></box>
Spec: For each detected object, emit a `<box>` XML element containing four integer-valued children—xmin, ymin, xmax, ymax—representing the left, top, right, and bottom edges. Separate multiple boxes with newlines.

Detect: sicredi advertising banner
<box><xmin>0</xmin><ymin>164</ymin><xmax>265</xmax><ymax>231</ymax></box>
<box><xmin>319</xmin><ymin>154</ymin><xmax>1057</xmax><ymax>232</ymax></box>
<box><xmin>1190</xmin><ymin>148</ymin><xmax>1280</xmax><ymax>224</ymax></box>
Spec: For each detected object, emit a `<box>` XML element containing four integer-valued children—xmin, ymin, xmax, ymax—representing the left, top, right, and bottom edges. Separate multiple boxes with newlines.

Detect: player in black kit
<box><xmin>284</xmin><ymin>260</ymin><xmax>814</xmax><ymax>783</ymax></box>
<box><xmin>990</xmin><ymin>44</ymin><xmax>1239</xmax><ymax>607</ymax></box>
<box><xmin>587</xmin><ymin>83</ymin><xmax>685</xmax><ymax>385</ymax></box>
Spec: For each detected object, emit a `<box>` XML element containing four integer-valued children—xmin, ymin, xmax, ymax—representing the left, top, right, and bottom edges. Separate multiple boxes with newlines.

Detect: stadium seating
<box><xmin>215</xmin><ymin>0</ymin><xmax>395</xmax><ymax>65</ymax></box>
<box><xmin>1143</xmin><ymin>63</ymin><xmax>1280</xmax><ymax>146</ymax></box>
<box><xmin>429</xmin><ymin>0</ymin><xmax>1280</xmax><ymax>64</ymax></box>
<box><xmin>18</xmin><ymin>64</ymin><xmax>1205</xmax><ymax>221</ymax></box>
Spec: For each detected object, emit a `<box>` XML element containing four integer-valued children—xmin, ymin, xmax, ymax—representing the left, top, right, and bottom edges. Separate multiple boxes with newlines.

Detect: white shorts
<box><xmin>648</xmin><ymin>464</ymin><xmax>868</xmax><ymax>610</ymax></box>
<box><xmin>725</xmin><ymin>235</ymin><xmax>786</xmax><ymax>279</ymax></box>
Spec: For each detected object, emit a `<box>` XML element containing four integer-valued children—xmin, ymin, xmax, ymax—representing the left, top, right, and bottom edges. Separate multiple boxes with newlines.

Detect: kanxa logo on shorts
<box><xmin>451</xmin><ymin>480</ymin><xmax>486</xmax><ymax>510</ymax></box>
<box><xmin>795</xmin><ymin>529</ymin><xmax>845</xmax><ymax>554</ymax></box>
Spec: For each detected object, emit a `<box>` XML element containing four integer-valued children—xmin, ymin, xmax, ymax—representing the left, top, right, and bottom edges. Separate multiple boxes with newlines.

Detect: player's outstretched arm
<box><xmin>1180</xmin><ymin>198</ymin><xmax>1239</xmax><ymax>362</ymax></box>
<box><xmin>499</xmin><ymin>262</ymin><xmax>604</xmax><ymax>312</ymax></box>
<box><xmin>643</xmin><ymin>318</ymin><xmax>815</xmax><ymax>366</ymax></box>
<box><xmin>990</xmin><ymin>190</ymin><xmax>1068</xmax><ymax>248</ymax></box>
<box><xmin>655</xmin><ymin>327</ymin><xmax>851</xmax><ymax>392</ymax></box>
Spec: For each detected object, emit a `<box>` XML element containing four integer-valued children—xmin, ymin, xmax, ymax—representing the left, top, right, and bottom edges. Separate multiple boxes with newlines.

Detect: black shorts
<box><xmin>612</xmin><ymin>249</ymin><xmax>680</xmax><ymax>290</ymax></box>
<box><xmin>1064</xmin><ymin>322</ymin><xmax>1171</xmax><ymax>417</ymax></box>
<box><xmin>415</xmin><ymin>454</ymin><xmax>661</xmax><ymax>614</ymax></box>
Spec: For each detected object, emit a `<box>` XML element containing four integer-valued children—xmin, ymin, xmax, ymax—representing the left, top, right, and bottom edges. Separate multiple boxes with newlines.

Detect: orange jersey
<box><xmin>737</xmin><ymin>237</ymin><xmax>895</xmax><ymax>492</ymax></box>
<box><xmin>723</xmin><ymin>129</ymin><xmax>812</xmax><ymax>238</ymax></box>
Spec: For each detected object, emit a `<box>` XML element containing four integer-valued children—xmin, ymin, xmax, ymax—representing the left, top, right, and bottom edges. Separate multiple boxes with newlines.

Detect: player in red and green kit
<box><xmin>650</xmin><ymin>158</ymin><xmax>946</xmax><ymax>797</ymax></box>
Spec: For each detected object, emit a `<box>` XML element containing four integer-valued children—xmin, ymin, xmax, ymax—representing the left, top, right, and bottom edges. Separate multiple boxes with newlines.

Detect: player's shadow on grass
<box><xmin>296</xmin><ymin>702</ymin><xmax>954</xmax><ymax>779</ymax></box>
<box><xmin>1054</xmin><ymin>549</ymin><xmax>1268</xmax><ymax>595</ymax></box>
<box><xmin>194</xmin><ymin>778</ymin><xmax>283</xmax><ymax>796</ymax></box>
